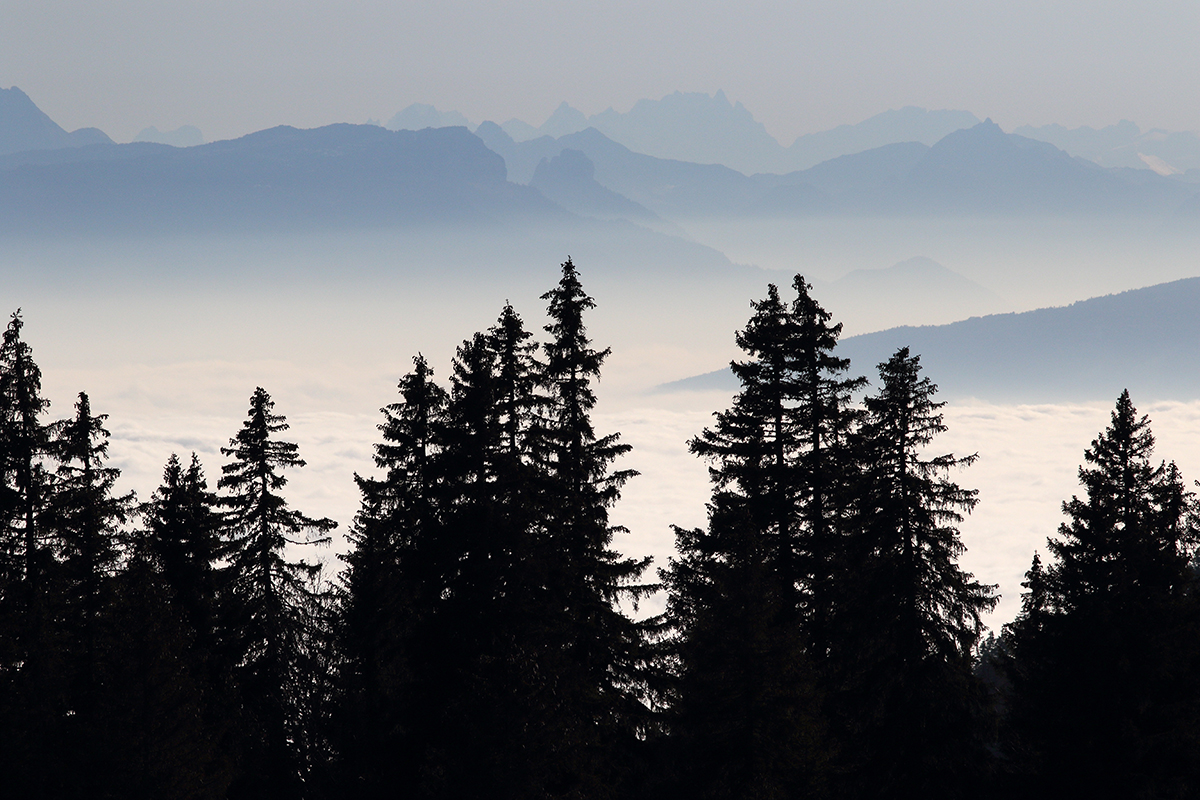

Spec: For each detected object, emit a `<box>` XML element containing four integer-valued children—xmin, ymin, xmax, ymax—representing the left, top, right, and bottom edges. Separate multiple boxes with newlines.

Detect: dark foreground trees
<box><xmin>220</xmin><ymin>387</ymin><xmax>337</xmax><ymax>800</ymax></box>
<box><xmin>1000</xmin><ymin>390</ymin><xmax>1200</xmax><ymax>798</ymax></box>
<box><xmin>662</xmin><ymin>277</ymin><xmax>860</xmax><ymax>798</ymax></box>
<box><xmin>664</xmin><ymin>280</ymin><xmax>996</xmax><ymax>800</ymax></box>
<box><xmin>337</xmin><ymin>259</ymin><xmax>661</xmax><ymax>799</ymax></box>
<box><xmin>832</xmin><ymin>348</ymin><xmax>997</xmax><ymax>799</ymax></box>
<box><xmin>10</xmin><ymin>269</ymin><xmax>1200</xmax><ymax>800</ymax></box>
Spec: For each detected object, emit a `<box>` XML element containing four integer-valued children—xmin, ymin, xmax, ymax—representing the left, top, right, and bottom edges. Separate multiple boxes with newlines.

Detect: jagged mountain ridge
<box><xmin>480</xmin><ymin>120</ymin><xmax>1198</xmax><ymax>219</ymax></box>
<box><xmin>489</xmin><ymin>92</ymin><xmax>981</xmax><ymax>175</ymax></box>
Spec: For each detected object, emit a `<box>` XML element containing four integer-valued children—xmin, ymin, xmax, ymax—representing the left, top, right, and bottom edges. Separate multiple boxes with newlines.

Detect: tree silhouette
<box><xmin>832</xmin><ymin>347</ymin><xmax>996</xmax><ymax>799</ymax></box>
<box><xmin>218</xmin><ymin>387</ymin><xmax>336</xmax><ymax>800</ymax></box>
<box><xmin>663</xmin><ymin>277</ymin><xmax>859</xmax><ymax>798</ymax></box>
<box><xmin>0</xmin><ymin>310</ymin><xmax>63</xmax><ymax>797</ymax></box>
<box><xmin>1002</xmin><ymin>390</ymin><xmax>1200</xmax><ymax>798</ymax></box>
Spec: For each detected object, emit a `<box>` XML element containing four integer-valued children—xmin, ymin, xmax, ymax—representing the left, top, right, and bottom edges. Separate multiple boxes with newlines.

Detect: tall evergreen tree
<box><xmin>39</xmin><ymin>391</ymin><xmax>138</xmax><ymax>798</ymax></box>
<box><xmin>0</xmin><ymin>310</ymin><xmax>62</xmax><ymax>797</ymax></box>
<box><xmin>834</xmin><ymin>347</ymin><xmax>997</xmax><ymax>799</ymax></box>
<box><xmin>47</xmin><ymin>392</ymin><xmax>135</xmax><ymax>641</ymax></box>
<box><xmin>0</xmin><ymin>311</ymin><xmax>52</xmax><ymax>593</ymax></box>
<box><xmin>337</xmin><ymin>355</ymin><xmax>449</xmax><ymax>797</ymax></box>
<box><xmin>533</xmin><ymin>257</ymin><xmax>662</xmax><ymax>799</ymax></box>
<box><xmin>1002</xmin><ymin>391</ymin><xmax>1200</xmax><ymax>798</ymax></box>
<box><xmin>218</xmin><ymin>387</ymin><xmax>337</xmax><ymax>800</ymax></box>
<box><xmin>663</xmin><ymin>276</ymin><xmax>860</xmax><ymax>799</ymax></box>
<box><xmin>141</xmin><ymin>453</ymin><xmax>225</xmax><ymax>648</ymax></box>
<box><xmin>95</xmin><ymin>451</ymin><xmax>236</xmax><ymax>800</ymax></box>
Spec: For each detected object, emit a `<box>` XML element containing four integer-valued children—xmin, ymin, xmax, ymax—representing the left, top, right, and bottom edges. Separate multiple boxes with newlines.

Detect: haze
<box><xmin>4</xmin><ymin>0</ymin><xmax>1199</xmax><ymax>143</ymax></box>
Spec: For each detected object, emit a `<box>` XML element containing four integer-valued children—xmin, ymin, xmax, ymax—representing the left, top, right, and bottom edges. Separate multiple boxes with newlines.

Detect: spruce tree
<box><xmin>47</xmin><ymin>392</ymin><xmax>135</xmax><ymax>640</ymax></box>
<box><xmin>0</xmin><ymin>311</ymin><xmax>52</xmax><ymax>593</ymax></box>
<box><xmin>663</xmin><ymin>277</ymin><xmax>860</xmax><ymax>799</ymax></box>
<box><xmin>1002</xmin><ymin>391</ymin><xmax>1200</xmax><ymax>798</ymax></box>
<box><xmin>0</xmin><ymin>310</ymin><xmax>62</xmax><ymax>797</ymax></box>
<box><xmin>534</xmin><ymin>257</ymin><xmax>661</xmax><ymax>799</ymax></box>
<box><xmin>141</xmin><ymin>453</ymin><xmax>225</xmax><ymax>649</ymax></box>
<box><xmin>40</xmin><ymin>391</ymin><xmax>138</xmax><ymax>797</ymax></box>
<box><xmin>835</xmin><ymin>347</ymin><xmax>997</xmax><ymax>799</ymax></box>
<box><xmin>99</xmin><ymin>451</ymin><xmax>236</xmax><ymax>800</ymax></box>
<box><xmin>337</xmin><ymin>355</ymin><xmax>449</xmax><ymax>797</ymax></box>
<box><xmin>218</xmin><ymin>387</ymin><xmax>336</xmax><ymax>800</ymax></box>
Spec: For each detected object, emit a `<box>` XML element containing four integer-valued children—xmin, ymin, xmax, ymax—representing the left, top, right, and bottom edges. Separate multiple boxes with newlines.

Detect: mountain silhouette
<box><xmin>585</xmin><ymin>90</ymin><xmax>784</xmax><ymax>174</ymax></box>
<box><xmin>491</xmin><ymin>94</ymin><xmax>981</xmax><ymax>175</ymax></box>
<box><xmin>815</xmin><ymin>256</ymin><xmax>1005</xmax><ymax>331</ymax></box>
<box><xmin>477</xmin><ymin>123</ymin><xmax>762</xmax><ymax>216</ymax></box>
<box><xmin>0</xmin><ymin>123</ymin><xmax>562</xmax><ymax>234</ymax></box>
<box><xmin>386</xmin><ymin>103</ymin><xmax>473</xmax><ymax>131</ymax></box>
<box><xmin>785</xmin><ymin>107</ymin><xmax>980</xmax><ymax>171</ymax></box>
<box><xmin>0</xmin><ymin>86</ymin><xmax>112</xmax><ymax>156</ymax></box>
<box><xmin>660</xmin><ymin>276</ymin><xmax>1200</xmax><ymax>402</ymax></box>
<box><xmin>1016</xmin><ymin>120</ymin><xmax>1200</xmax><ymax>174</ymax></box>
<box><xmin>479</xmin><ymin>119</ymin><xmax>1198</xmax><ymax>219</ymax></box>
<box><xmin>134</xmin><ymin>125</ymin><xmax>205</xmax><ymax>147</ymax></box>
<box><xmin>895</xmin><ymin>120</ymin><xmax>1194</xmax><ymax>214</ymax></box>
<box><xmin>529</xmin><ymin>149</ymin><xmax>661</xmax><ymax>224</ymax></box>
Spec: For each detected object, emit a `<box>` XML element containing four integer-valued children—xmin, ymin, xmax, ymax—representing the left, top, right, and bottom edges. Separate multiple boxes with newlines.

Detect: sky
<box><xmin>4</xmin><ymin>0</ymin><xmax>1199</xmax><ymax>144</ymax></box>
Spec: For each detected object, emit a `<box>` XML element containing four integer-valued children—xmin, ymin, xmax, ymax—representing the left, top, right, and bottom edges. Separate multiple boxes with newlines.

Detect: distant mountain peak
<box><xmin>540</xmin><ymin>102</ymin><xmax>588</xmax><ymax>138</ymax></box>
<box><xmin>0</xmin><ymin>85</ymin><xmax>112</xmax><ymax>155</ymax></box>
<box><xmin>386</xmin><ymin>103</ymin><xmax>473</xmax><ymax>132</ymax></box>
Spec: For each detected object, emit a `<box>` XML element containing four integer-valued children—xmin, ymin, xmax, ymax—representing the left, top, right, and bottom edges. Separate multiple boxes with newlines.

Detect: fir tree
<box><xmin>0</xmin><ymin>311</ymin><xmax>52</xmax><ymax>594</ymax></box>
<box><xmin>47</xmin><ymin>392</ymin><xmax>135</xmax><ymax>636</ymax></box>
<box><xmin>835</xmin><ymin>348</ymin><xmax>997</xmax><ymax>799</ymax></box>
<box><xmin>0</xmin><ymin>310</ymin><xmax>62</xmax><ymax>797</ymax></box>
<box><xmin>534</xmin><ymin>258</ymin><xmax>661</xmax><ymax>799</ymax></box>
<box><xmin>337</xmin><ymin>355</ymin><xmax>449</xmax><ymax>798</ymax></box>
<box><xmin>663</xmin><ymin>277</ymin><xmax>859</xmax><ymax>798</ymax></box>
<box><xmin>141</xmin><ymin>453</ymin><xmax>225</xmax><ymax>649</ymax></box>
<box><xmin>218</xmin><ymin>387</ymin><xmax>336</xmax><ymax>800</ymax></box>
<box><xmin>1002</xmin><ymin>391</ymin><xmax>1200</xmax><ymax>798</ymax></box>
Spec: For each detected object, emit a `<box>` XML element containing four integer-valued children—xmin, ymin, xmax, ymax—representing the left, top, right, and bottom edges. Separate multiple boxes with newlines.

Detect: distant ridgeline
<box><xmin>4</xmin><ymin>260</ymin><xmax>1200</xmax><ymax>798</ymax></box>
<box><xmin>661</xmin><ymin>276</ymin><xmax>1200</xmax><ymax>404</ymax></box>
<box><xmin>3</xmin><ymin>86</ymin><xmax>1200</xmax><ymax>236</ymax></box>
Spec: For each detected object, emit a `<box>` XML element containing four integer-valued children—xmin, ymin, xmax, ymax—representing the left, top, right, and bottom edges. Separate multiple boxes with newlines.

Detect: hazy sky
<box><xmin>4</xmin><ymin>0</ymin><xmax>1198</xmax><ymax>143</ymax></box>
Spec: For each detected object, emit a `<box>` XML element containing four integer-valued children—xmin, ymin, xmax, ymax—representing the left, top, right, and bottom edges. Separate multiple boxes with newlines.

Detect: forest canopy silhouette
<box><xmin>2</xmin><ymin>259</ymin><xmax>1198</xmax><ymax>799</ymax></box>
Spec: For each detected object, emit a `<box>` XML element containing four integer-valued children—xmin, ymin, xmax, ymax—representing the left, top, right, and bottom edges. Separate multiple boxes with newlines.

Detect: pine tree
<box><xmin>663</xmin><ymin>277</ymin><xmax>859</xmax><ymax>798</ymax></box>
<box><xmin>141</xmin><ymin>453</ymin><xmax>225</xmax><ymax>648</ymax></box>
<box><xmin>218</xmin><ymin>387</ymin><xmax>337</xmax><ymax>800</ymax></box>
<box><xmin>337</xmin><ymin>355</ymin><xmax>449</xmax><ymax>797</ymax></box>
<box><xmin>834</xmin><ymin>347</ymin><xmax>997</xmax><ymax>799</ymax></box>
<box><xmin>533</xmin><ymin>257</ymin><xmax>661</xmax><ymax>799</ymax></box>
<box><xmin>0</xmin><ymin>310</ymin><xmax>63</xmax><ymax>797</ymax></box>
<box><xmin>1002</xmin><ymin>391</ymin><xmax>1200</xmax><ymax>798</ymax></box>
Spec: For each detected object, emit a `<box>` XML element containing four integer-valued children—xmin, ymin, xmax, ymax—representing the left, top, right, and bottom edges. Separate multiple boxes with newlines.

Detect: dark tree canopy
<box><xmin>218</xmin><ymin>387</ymin><xmax>336</xmax><ymax>800</ymax></box>
<box><xmin>833</xmin><ymin>347</ymin><xmax>997</xmax><ymax>799</ymax></box>
<box><xmin>1001</xmin><ymin>391</ymin><xmax>1200</xmax><ymax>799</ymax></box>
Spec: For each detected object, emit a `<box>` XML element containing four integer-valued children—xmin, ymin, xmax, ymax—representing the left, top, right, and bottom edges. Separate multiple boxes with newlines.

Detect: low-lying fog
<box><xmin>6</xmin><ymin>216</ymin><xmax>1199</xmax><ymax>629</ymax></box>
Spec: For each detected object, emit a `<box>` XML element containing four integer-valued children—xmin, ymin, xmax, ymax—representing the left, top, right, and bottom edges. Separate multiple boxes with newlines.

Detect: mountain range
<box><xmin>659</xmin><ymin>276</ymin><xmax>1200</xmax><ymax>403</ymax></box>
<box><xmin>0</xmin><ymin>86</ymin><xmax>112</xmax><ymax>156</ymax></box>
<box><xmin>0</xmin><ymin>123</ymin><xmax>560</xmax><ymax>235</ymax></box>
<box><xmin>478</xmin><ymin>120</ymin><xmax>1199</xmax><ymax>220</ymax></box>
<box><xmin>392</xmin><ymin>92</ymin><xmax>983</xmax><ymax>175</ymax></box>
<box><xmin>3</xmin><ymin>87</ymin><xmax>1200</xmax><ymax>233</ymax></box>
<box><xmin>388</xmin><ymin>91</ymin><xmax>1200</xmax><ymax>180</ymax></box>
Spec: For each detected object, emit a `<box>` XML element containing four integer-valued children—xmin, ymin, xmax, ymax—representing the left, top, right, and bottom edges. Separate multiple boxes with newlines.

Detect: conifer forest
<box><xmin>4</xmin><ymin>258</ymin><xmax>1200</xmax><ymax>800</ymax></box>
